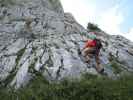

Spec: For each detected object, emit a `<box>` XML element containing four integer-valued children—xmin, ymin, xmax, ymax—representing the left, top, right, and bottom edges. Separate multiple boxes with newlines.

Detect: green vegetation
<box><xmin>110</xmin><ymin>60</ymin><xmax>123</xmax><ymax>74</ymax></box>
<box><xmin>0</xmin><ymin>73</ymin><xmax>133</xmax><ymax>100</ymax></box>
<box><xmin>87</xmin><ymin>23</ymin><xmax>101</xmax><ymax>32</ymax></box>
<box><xmin>28</xmin><ymin>57</ymin><xmax>38</xmax><ymax>73</ymax></box>
<box><xmin>0</xmin><ymin>0</ymin><xmax>16</xmax><ymax>6</ymax></box>
<box><xmin>108</xmin><ymin>53</ymin><xmax>124</xmax><ymax>74</ymax></box>
<box><xmin>16</xmin><ymin>47</ymin><xmax>26</xmax><ymax>66</ymax></box>
<box><xmin>2</xmin><ymin>72</ymin><xmax>16</xmax><ymax>87</ymax></box>
<box><xmin>1</xmin><ymin>47</ymin><xmax>26</xmax><ymax>87</ymax></box>
<box><xmin>49</xmin><ymin>0</ymin><xmax>54</xmax><ymax>3</ymax></box>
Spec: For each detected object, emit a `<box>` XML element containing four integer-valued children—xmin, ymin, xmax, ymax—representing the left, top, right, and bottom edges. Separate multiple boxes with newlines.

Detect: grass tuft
<box><xmin>0</xmin><ymin>73</ymin><xmax>133</xmax><ymax>100</ymax></box>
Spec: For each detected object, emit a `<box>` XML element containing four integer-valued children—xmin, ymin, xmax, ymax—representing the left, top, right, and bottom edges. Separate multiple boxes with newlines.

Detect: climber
<box><xmin>81</xmin><ymin>32</ymin><xmax>104</xmax><ymax>73</ymax></box>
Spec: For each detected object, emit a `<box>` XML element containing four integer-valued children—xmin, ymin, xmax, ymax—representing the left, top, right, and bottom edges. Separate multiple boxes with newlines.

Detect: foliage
<box><xmin>108</xmin><ymin>53</ymin><xmax>124</xmax><ymax>74</ymax></box>
<box><xmin>87</xmin><ymin>23</ymin><xmax>101</xmax><ymax>31</ymax></box>
<box><xmin>0</xmin><ymin>73</ymin><xmax>133</xmax><ymax>100</ymax></box>
<box><xmin>16</xmin><ymin>47</ymin><xmax>26</xmax><ymax>66</ymax></box>
<box><xmin>0</xmin><ymin>0</ymin><xmax>16</xmax><ymax>6</ymax></box>
<box><xmin>28</xmin><ymin>57</ymin><xmax>38</xmax><ymax>73</ymax></box>
<box><xmin>110</xmin><ymin>60</ymin><xmax>123</xmax><ymax>74</ymax></box>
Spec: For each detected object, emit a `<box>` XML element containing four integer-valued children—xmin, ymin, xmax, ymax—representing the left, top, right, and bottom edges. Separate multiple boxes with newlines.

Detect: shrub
<box><xmin>87</xmin><ymin>23</ymin><xmax>101</xmax><ymax>31</ymax></box>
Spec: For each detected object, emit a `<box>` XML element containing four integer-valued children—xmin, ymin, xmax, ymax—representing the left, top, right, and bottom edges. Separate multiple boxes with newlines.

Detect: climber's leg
<box><xmin>95</xmin><ymin>54</ymin><xmax>104</xmax><ymax>73</ymax></box>
<box><xmin>82</xmin><ymin>47</ymin><xmax>95</xmax><ymax>63</ymax></box>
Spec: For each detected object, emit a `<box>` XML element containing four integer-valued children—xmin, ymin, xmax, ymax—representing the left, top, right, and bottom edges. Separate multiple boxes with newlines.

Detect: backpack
<box><xmin>94</xmin><ymin>39</ymin><xmax>102</xmax><ymax>55</ymax></box>
<box><xmin>95</xmin><ymin>39</ymin><xmax>102</xmax><ymax>49</ymax></box>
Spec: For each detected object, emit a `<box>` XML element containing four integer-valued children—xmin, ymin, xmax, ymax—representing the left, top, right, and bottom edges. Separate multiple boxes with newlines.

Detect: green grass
<box><xmin>0</xmin><ymin>73</ymin><xmax>133</xmax><ymax>100</ymax></box>
<box><xmin>16</xmin><ymin>47</ymin><xmax>26</xmax><ymax>65</ymax></box>
<box><xmin>108</xmin><ymin>54</ymin><xmax>124</xmax><ymax>74</ymax></box>
<box><xmin>110</xmin><ymin>60</ymin><xmax>123</xmax><ymax>74</ymax></box>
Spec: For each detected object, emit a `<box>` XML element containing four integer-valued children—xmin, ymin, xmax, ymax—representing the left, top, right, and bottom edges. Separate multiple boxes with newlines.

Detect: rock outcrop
<box><xmin>0</xmin><ymin>0</ymin><xmax>133</xmax><ymax>89</ymax></box>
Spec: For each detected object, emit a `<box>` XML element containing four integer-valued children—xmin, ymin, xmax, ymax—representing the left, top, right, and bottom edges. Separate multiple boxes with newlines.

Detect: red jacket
<box><xmin>84</xmin><ymin>40</ymin><xmax>96</xmax><ymax>48</ymax></box>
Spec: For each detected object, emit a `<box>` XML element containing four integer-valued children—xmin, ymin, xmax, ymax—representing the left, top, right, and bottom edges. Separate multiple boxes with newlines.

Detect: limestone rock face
<box><xmin>0</xmin><ymin>0</ymin><xmax>133</xmax><ymax>89</ymax></box>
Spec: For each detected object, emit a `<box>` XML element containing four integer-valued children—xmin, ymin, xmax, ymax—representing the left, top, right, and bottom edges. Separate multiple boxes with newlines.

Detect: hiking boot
<box><xmin>98</xmin><ymin>68</ymin><xmax>104</xmax><ymax>74</ymax></box>
<box><xmin>96</xmin><ymin>67</ymin><xmax>104</xmax><ymax>73</ymax></box>
<box><xmin>85</xmin><ymin>59</ymin><xmax>90</xmax><ymax>63</ymax></box>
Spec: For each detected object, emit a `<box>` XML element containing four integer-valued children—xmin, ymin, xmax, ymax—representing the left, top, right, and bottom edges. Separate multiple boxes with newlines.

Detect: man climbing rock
<box><xmin>81</xmin><ymin>32</ymin><xmax>104</xmax><ymax>73</ymax></box>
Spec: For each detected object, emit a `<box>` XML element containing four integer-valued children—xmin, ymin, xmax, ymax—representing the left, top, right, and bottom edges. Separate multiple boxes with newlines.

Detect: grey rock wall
<box><xmin>0</xmin><ymin>0</ymin><xmax>133</xmax><ymax>89</ymax></box>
